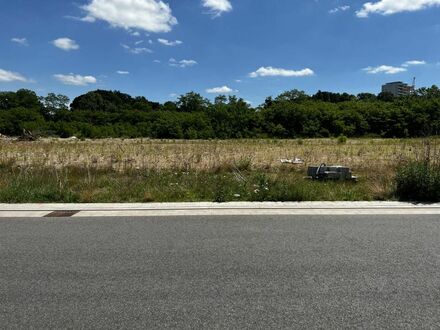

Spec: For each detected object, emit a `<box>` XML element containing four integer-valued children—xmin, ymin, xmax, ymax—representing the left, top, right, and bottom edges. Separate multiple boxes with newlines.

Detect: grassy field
<box><xmin>0</xmin><ymin>137</ymin><xmax>436</xmax><ymax>203</ymax></box>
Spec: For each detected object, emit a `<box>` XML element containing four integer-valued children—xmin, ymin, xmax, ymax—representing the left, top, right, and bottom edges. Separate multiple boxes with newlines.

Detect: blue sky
<box><xmin>1</xmin><ymin>0</ymin><xmax>440</xmax><ymax>105</ymax></box>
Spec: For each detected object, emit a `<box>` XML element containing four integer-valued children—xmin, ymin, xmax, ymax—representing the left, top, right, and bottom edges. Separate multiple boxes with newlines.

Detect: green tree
<box><xmin>40</xmin><ymin>93</ymin><xmax>70</xmax><ymax>117</ymax></box>
<box><xmin>177</xmin><ymin>92</ymin><xmax>210</xmax><ymax>112</ymax></box>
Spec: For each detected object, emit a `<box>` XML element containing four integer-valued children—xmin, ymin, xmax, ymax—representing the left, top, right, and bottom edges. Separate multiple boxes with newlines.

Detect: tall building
<box><xmin>381</xmin><ymin>81</ymin><xmax>414</xmax><ymax>97</ymax></box>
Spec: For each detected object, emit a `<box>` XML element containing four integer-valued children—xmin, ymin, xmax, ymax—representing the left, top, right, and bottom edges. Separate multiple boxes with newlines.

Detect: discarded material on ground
<box><xmin>281</xmin><ymin>157</ymin><xmax>305</xmax><ymax>165</ymax></box>
<box><xmin>307</xmin><ymin>164</ymin><xmax>357</xmax><ymax>181</ymax></box>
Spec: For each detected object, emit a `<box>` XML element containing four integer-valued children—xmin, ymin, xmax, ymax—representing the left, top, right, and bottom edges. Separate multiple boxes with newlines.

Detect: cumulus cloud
<box><xmin>329</xmin><ymin>5</ymin><xmax>350</xmax><ymax>14</ymax></box>
<box><xmin>82</xmin><ymin>0</ymin><xmax>177</xmax><ymax>33</ymax></box>
<box><xmin>158</xmin><ymin>38</ymin><xmax>183</xmax><ymax>46</ymax></box>
<box><xmin>0</xmin><ymin>69</ymin><xmax>28</xmax><ymax>82</ymax></box>
<box><xmin>169</xmin><ymin>58</ymin><xmax>198</xmax><ymax>68</ymax></box>
<box><xmin>402</xmin><ymin>60</ymin><xmax>427</xmax><ymax>67</ymax></box>
<box><xmin>117</xmin><ymin>70</ymin><xmax>130</xmax><ymax>74</ymax></box>
<box><xmin>121</xmin><ymin>44</ymin><xmax>152</xmax><ymax>54</ymax></box>
<box><xmin>11</xmin><ymin>38</ymin><xmax>29</xmax><ymax>46</ymax></box>
<box><xmin>249</xmin><ymin>66</ymin><xmax>314</xmax><ymax>78</ymax></box>
<box><xmin>206</xmin><ymin>86</ymin><xmax>236</xmax><ymax>94</ymax></box>
<box><xmin>363</xmin><ymin>65</ymin><xmax>407</xmax><ymax>74</ymax></box>
<box><xmin>357</xmin><ymin>0</ymin><xmax>440</xmax><ymax>17</ymax></box>
<box><xmin>52</xmin><ymin>38</ymin><xmax>79</xmax><ymax>51</ymax></box>
<box><xmin>54</xmin><ymin>74</ymin><xmax>97</xmax><ymax>86</ymax></box>
<box><xmin>202</xmin><ymin>0</ymin><xmax>232</xmax><ymax>17</ymax></box>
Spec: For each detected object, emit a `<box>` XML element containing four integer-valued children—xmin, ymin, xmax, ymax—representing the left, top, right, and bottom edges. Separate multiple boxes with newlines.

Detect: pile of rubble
<box><xmin>17</xmin><ymin>129</ymin><xmax>38</xmax><ymax>141</ymax></box>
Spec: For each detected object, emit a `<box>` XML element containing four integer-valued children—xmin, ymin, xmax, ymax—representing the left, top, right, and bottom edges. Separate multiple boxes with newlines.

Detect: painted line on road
<box><xmin>0</xmin><ymin>211</ymin><xmax>52</xmax><ymax>218</ymax></box>
<box><xmin>71</xmin><ymin>208</ymin><xmax>440</xmax><ymax>217</ymax></box>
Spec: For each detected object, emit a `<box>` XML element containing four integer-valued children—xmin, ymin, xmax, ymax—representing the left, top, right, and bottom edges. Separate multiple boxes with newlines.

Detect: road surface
<box><xmin>1</xmin><ymin>215</ymin><xmax>440</xmax><ymax>328</ymax></box>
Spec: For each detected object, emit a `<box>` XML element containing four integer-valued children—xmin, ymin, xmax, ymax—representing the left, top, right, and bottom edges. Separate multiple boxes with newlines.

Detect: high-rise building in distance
<box><xmin>381</xmin><ymin>81</ymin><xmax>414</xmax><ymax>97</ymax></box>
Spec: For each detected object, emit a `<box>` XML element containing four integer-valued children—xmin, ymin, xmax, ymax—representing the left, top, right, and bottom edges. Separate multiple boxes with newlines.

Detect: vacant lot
<box><xmin>0</xmin><ymin>138</ymin><xmax>436</xmax><ymax>202</ymax></box>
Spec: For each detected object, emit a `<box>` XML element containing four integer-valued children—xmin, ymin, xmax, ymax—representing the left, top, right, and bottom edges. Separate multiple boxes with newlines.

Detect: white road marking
<box><xmin>73</xmin><ymin>208</ymin><xmax>440</xmax><ymax>217</ymax></box>
<box><xmin>0</xmin><ymin>211</ymin><xmax>51</xmax><ymax>218</ymax></box>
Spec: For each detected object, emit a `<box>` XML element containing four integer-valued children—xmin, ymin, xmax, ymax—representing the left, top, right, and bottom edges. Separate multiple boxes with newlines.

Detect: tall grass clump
<box><xmin>395</xmin><ymin>141</ymin><xmax>440</xmax><ymax>202</ymax></box>
<box><xmin>395</xmin><ymin>161</ymin><xmax>440</xmax><ymax>202</ymax></box>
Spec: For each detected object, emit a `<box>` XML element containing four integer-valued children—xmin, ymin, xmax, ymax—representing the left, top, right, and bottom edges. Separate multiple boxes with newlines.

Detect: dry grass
<box><xmin>0</xmin><ymin>137</ymin><xmax>434</xmax><ymax>202</ymax></box>
<box><xmin>0</xmin><ymin>137</ymin><xmax>427</xmax><ymax>172</ymax></box>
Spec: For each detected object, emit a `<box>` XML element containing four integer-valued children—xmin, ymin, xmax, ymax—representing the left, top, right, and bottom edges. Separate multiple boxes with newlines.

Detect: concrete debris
<box><xmin>281</xmin><ymin>157</ymin><xmax>305</xmax><ymax>165</ymax></box>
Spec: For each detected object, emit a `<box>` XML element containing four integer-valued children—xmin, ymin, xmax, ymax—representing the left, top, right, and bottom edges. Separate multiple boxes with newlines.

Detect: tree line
<box><xmin>1</xmin><ymin>87</ymin><xmax>440</xmax><ymax>139</ymax></box>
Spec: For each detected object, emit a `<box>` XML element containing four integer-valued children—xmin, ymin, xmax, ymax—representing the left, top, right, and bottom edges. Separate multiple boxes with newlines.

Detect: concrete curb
<box><xmin>1</xmin><ymin>202</ymin><xmax>440</xmax><ymax>217</ymax></box>
<box><xmin>1</xmin><ymin>201</ymin><xmax>440</xmax><ymax>211</ymax></box>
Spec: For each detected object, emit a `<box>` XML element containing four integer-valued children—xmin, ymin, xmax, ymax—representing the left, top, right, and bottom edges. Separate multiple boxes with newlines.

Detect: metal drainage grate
<box><xmin>45</xmin><ymin>211</ymin><xmax>79</xmax><ymax>218</ymax></box>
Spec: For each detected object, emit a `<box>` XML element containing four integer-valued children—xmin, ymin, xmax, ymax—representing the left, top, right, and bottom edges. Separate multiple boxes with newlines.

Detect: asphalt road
<box><xmin>1</xmin><ymin>215</ymin><xmax>440</xmax><ymax>329</ymax></box>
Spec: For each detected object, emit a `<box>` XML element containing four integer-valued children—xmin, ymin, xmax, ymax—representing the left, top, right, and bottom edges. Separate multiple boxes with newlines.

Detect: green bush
<box><xmin>395</xmin><ymin>161</ymin><xmax>440</xmax><ymax>202</ymax></box>
<box><xmin>234</xmin><ymin>156</ymin><xmax>253</xmax><ymax>171</ymax></box>
<box><xmin>337</xmin><ymin>135</ymin><xmax>348</xmax><ymax>144</ymax></box>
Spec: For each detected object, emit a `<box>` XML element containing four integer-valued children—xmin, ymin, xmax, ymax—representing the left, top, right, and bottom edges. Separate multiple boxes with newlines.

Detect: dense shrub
<box><xmin>2</xmin><ymin>87</ymin><xmax>440</xmax><ymax>139</ymax></box>
<box><xmin>395</xmin><ymin>161</ymin><xmax>440</xmax><ymax>202</ymax></box>
<box><xmin>337</xmin><ymin>135</ymin><xmax>348</xmax><ymax>144</ymax></box>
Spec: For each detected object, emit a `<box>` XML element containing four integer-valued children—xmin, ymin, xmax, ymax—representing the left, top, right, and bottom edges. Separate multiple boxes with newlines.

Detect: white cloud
<box><xmin>121</xmin><ymin>43</ymin><xmax>152</xmax><ymax>54</ymax></box>
<box><xmin>364</xmin><ymin>61</ymin><xmax>425</xmax><ymax>73</ymax></box>
<box><xmin>329</xmin><ymin>5</ymin><xmax>350</xmax><ymax>14</ymax></box>
<box><xmin>81</xmin><ymin>16</ymin><xmax>97</xmax><ymax>22</ymax></box>
<box><xmin>402</xmin><ymin>60</ymin><xmax>427</xmax><ymax>67</ymax></box>
<box><xmin>206</xmin><ymin>86</ymin><xmax>236</xmax><ymax>94</ymax></box>
<box><xmin>65</xmin><ymin>15</ymin><xmax>97</xmax><ymax>22</ymax></box>
<box><xmin>117</xmin><ymin>70</ymin><xmax>130</xmax><ymax>75</ymax></box>
<box><xmin>179</xmin><ymin>60</ymin><xmax>198</xmax><ymax>67</ymax></box>
<box><xmin>52</xmin><ymin>38</ymin><xmax>79</xmax><ymax>51</ymax></box>
<box><xmin>357</xmin><ymin>0</ymin><xmax>440</xmax><ymax>17</ymax></box>
<box><xmin>53</xmin><ymin>74</ymin><xmax>97</xmax><ymax>86</ymax></box>
<box><xmin>249</xmin><ymin>66</ymin><xmax>314</xmax><ymax>78</ymax></box>
<box><xmin>202</xmin><ymin>0</ymin><xmax>232</xmax><ymax>17</ymax></box>
<box><xmin>82</xmin><ymin>0</ymin><xmax>177</xmax><ymax>33</ymax></box>
<box><xmin>11</xmin><ymin>38</ymin><xmax>29</xmax><ymax>46</ymax></box>
<box><xmin>0</xmin><ymin>69</ymin><xmax>28</xmax><ymax>82</ymax></box>
<box><xmin>158</xmin><ymin>38</ymin><xmax>183</xmax><ymax>46</ymax></box>
<box><xmin>169</xmin><ymin>58</ymin><xmax>198</xmax><ymax>68</ymax></box>
<box><xmin>363</xmin><ymin>65</ymin><xmax>407</xmax><ymax>74</ymax></box>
